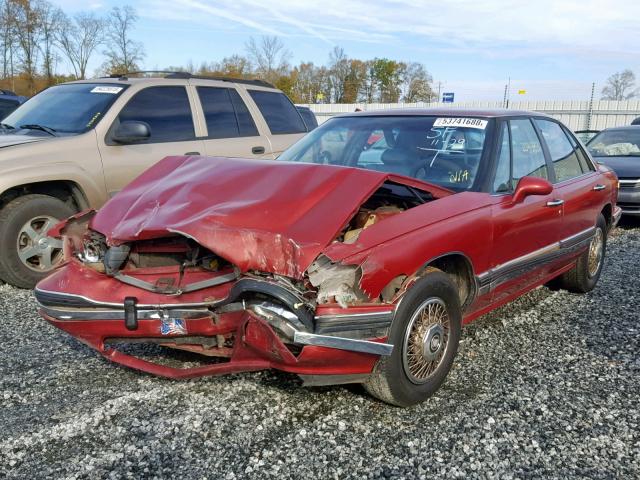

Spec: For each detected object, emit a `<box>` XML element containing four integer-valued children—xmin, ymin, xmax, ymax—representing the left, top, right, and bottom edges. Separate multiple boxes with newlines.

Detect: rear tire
<box><xmin>0</xmin><ymin>194</ymin><xmax>75</xmax><ymax>289</ymax></box>
<box><xmin>364</xmin><ymin>268</ymin><xmax>462</xmax><ymax>407</ymax></box>
<box><xmin>555</xmin><ymin>214</ymin><xmax>607</xmax><ymax>293</ymax></box>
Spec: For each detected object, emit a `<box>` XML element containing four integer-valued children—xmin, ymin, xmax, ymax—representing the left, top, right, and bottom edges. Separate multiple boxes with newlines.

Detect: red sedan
<box><xmin>36</xmin><ymin>109</ymin><xmax>621</xmax><ymax>406</ymax></box>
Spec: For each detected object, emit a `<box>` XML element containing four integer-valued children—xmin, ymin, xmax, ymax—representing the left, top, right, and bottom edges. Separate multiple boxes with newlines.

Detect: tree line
<box><xmin>176</xmin><ymin>37</ymin><xmax>435</xmax><ymax>104</ymax></box>
<box><xmin>0</xmin><ymin>1</ymin><xmax>434</xmax><ymax>103</ymax></box>
<box><xmin>0</xmin><ymin>0</ymin><xmax>144</xmax><ymax>95</ymax></box>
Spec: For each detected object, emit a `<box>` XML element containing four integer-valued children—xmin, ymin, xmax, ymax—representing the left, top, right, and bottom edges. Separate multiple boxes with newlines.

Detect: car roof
<box><xmin>596</xmin><ymin>125</ymin><xmax>640</xmax><ymax>132</ymax></box>
<box><xmin>334</xmin><ymin>107</ymin><xmax>552</xmax><ymax>119</ymax></box>
<box><xmin>61</xmin><ymin>75</ymin><xmax>278</xmax><ymax>90</ymax></box>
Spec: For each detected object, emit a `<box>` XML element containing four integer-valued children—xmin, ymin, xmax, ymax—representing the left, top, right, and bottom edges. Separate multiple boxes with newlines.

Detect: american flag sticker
<box><xmin>160</xmin><ymin>318</ymin><xmax>187</xmax><ymax>335</ymax></box>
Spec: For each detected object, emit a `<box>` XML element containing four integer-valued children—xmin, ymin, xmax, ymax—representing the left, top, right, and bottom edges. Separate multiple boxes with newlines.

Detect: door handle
<box><xmin>252</xmin><ymin>146</ymin><xmax>266</xmax><ymax>155</ymax></box>
<box><xmin>593</xmin><ymin>184</ymin><xmax>606</xmax><ymax>191</ymax></box>
<box><xmin>184</xmin><ymin>151</ymin><xmax>200</xmax><ymax>155</ymax></box>
<box><xmin>546</xmin><ymin>199</ymin><xmax>564</xmax><ymax>207</ymax></box>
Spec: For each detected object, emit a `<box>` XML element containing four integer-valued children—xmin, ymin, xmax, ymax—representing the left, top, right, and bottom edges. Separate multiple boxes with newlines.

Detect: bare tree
<box><xmin>601</xmin><ymin>70</ymin><xmax>638</xmax><ymax>100</ymax></box>
<box><xmin>13</xmin><ymin>0</ymin><xmax>44</xmax><ymax>94</ymax></box>
<box><xmin>38</xmin><ymin>1</ymin><xmax>64</xmax><ymax>84</ymax></box>
<box><xmin>0</xmin><ymin>0</ymin><xmax>19</xmax><ymax>83</ymax></box>
<box><xmin>328</xmin><ymin>46</ymin><xmax>350</xmax><ymax>103</ymax></box>
<box><xmin>58</xmin><ymin>12</ymin><xmax>103</xmax><ymax>80</ymax></box>
<box><xmin>402</xmin><ymin>62</ymin><xmax>434</xmax><ymax>102</ymax></box>
<box><xmin>103</xmin><ymin>6</ymin><xmax>145</xmax><ymax>74</ymax></box>
<box><xmin>245</xmin><ymin>36</ymin><xmax>290</xmax><ymax>84</ymax></box>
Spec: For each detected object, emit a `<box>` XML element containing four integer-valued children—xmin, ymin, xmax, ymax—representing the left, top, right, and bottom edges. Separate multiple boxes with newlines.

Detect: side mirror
<box><xmin>512</xmin><ymin>176</ymin><xmax>553</xmax><ymax>203</ymax></box>
<box><xmin>112</xmin><ymin>121</ymin><xmax>150</xmax><ymax>144</ymax></box>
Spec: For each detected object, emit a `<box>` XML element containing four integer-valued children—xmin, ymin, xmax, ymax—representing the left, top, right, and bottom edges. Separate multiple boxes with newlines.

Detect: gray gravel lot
<box><xmin>1</xmin><ymin>222</ymin><xmax>639</xmax><ymax>479</ymax></box>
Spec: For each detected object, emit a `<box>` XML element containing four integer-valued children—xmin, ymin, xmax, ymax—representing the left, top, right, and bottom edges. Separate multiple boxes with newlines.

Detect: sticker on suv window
<box><xmin>90</xmin><ymin>86</ymin><xmax>123</xmax><ymax>94</ymax></box>
<box><xmin>433</xmin><ymin>117</ymin><xmax>488</xmax><ymax>129</ymax></box>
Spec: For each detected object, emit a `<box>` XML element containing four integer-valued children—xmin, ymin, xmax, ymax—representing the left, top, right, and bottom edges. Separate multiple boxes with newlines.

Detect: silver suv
<box><xmin>0</xmin><ymin>72</ymin><xmax>309</xmax><ymax>288</ymax></box>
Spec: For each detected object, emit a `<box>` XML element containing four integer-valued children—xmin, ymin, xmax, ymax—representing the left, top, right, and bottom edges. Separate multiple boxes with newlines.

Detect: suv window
<box><xmin>248</xmin><ymin>90</ymin><xmax>306</xmax><ymax>135</ymax></box>
<box><xmin>510</xmin><ymin>119</ymin><xmax>549</xmax><ymax>182</ymax></box>
<box><xmin>0</xmin><ymin>98</ymin><xmax>19</xmax><ymax>120</ymax></box>
<box><xmin>197</xmin><ymin>87</ymin><xmax>258</xmax><ymax>139</ymax></box>
<box><xmin>117</xmin><ymin>86</ymin><xmax>194</xmax><ymax>143</ymax></box>
<box><xmin>535</xmin><ymin>119</ymin><xmax>583</xmax><ymax>182</ymax></box>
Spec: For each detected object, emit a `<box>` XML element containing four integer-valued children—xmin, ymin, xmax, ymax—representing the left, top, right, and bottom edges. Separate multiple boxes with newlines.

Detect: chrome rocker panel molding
<box><xmin>476</xmin><ymin>227</ymin><xmax>596</xmax><ymax>295</ymax></box>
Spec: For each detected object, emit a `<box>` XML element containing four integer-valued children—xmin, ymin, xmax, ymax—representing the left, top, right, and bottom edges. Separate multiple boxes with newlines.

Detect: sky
<box><xmin>53</xmin><ymin>0</ymin><xmax>640</xmax><ymax>102</ymax></box>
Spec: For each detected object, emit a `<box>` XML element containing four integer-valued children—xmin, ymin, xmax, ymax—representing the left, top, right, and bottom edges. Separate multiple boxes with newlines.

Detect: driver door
<box><xmin>487</xmin><ymin>119</ymin><xmax>563</xmax><ymax>303</ymax></box>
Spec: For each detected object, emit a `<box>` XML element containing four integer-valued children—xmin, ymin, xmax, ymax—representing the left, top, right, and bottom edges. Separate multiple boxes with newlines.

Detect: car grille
<box><xmin>619</xmin><ymin>178</ymin><xmax>640</xmax><ymax>190</ymax></box>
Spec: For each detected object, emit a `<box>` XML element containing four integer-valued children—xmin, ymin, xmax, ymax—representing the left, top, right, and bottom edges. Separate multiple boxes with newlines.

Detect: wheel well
<box><xmin>421</xmin><ymin>254</ymin><xmax>476</xmax><ymax>310</ymax></box>
<box><xmin>0</xmin><ymin>181</ymin><xmax>88</xmax><ymax>212</ymax></box>
<box><xmin>601</xmin><ymin>204</ymin><xmax>612</xmax><ymax>230</ymax></box>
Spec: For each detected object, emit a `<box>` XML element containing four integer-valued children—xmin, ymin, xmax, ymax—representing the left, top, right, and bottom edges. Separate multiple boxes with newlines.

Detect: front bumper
<box><xmin>36</xmin><ymin>263</ymin><xmax>395</xmax><ymax>381</ymax></box>
<box><xmin>617</xmin><ymin>189</ymin><xmax>640</xmax><ymax>216</ymax></box>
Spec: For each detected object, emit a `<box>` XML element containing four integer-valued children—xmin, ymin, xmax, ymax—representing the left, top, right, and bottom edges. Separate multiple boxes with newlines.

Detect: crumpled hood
<box><xmin>0</xmin><ymin>133</ymin><xmax>46</xmax><ymax>148</ymax></box>
<box><xmin>91</xmin><ymin>156</ymin><xmax>446</xmax><ymax>278</ymax></box>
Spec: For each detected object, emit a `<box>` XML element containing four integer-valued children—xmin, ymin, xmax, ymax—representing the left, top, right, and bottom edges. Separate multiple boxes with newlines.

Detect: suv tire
<box><xmin>0</xmin><ymin>194</ymin><xmax>75</xmax><ymax>289</ymax></box>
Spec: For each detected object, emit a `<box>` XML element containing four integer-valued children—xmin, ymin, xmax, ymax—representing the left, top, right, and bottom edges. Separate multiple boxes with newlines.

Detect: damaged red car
<box><xmin>36</xmin><ymin>109</ymin><xmax>621</xmax><ymax>406</ymax></box>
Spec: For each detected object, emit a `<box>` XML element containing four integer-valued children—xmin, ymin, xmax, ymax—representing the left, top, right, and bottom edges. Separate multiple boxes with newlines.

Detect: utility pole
<box><xmin>586</xmin><ymin>82</ymin><xmax>595</xmax><ymax>130</ymax></box>
<box><xmin>503</xmin><ymin>77</ymin><xmax>511</xmax><ymax>108</ymax></box>
<box><xmin>437</xmin><ymin>81</ymin><xmax>442</xmax><ymax>103</ymax></box>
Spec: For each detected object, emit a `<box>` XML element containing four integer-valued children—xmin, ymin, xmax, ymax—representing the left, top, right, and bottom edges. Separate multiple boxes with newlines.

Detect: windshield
<box><xmin>587</xmin><ymin>129</ymin><xmax>640</xmax><ymax>157</ymax></box>
<box><xmin>2</xmin><ymin>83</ymin><xmax>127</xmax><ymax>134</ymax></box>
<box><xmin>278</xmin><ymin>115</ymin><xmax>492</xmax><ymax>191</ymax></box>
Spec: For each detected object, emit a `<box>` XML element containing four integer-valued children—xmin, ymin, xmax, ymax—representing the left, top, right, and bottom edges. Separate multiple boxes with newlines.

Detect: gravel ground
<box><xmin>1</xmin><ymin>222</ymin><xmax>639</xmax><ymax>480</ymax></box>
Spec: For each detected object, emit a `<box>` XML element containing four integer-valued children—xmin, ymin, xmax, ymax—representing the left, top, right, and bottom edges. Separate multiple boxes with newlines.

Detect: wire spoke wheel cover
<box><xmin>17</xmin><ymin>215</ymin><xmax>63</xmax><ymax>272</ymax></box>
<box><xmin>587</xmin><ymin>227</ymin><xmax>604</xmax><ymax>277</ymax></box>
<box><xmin>402</xmin><ymin>297</ymin><xmax>450</xmax><ymax>384</ymax></box>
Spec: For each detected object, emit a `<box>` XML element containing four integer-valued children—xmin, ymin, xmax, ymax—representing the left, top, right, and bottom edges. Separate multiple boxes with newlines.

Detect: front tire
<box><xmin>0</xmin><ymin>194</ymin><xmax>75</xmax><ymax>289</ymax></box>
<box><xmin>364</xmin><ymin>269</ymin><xmax>462</xmax><ymax>407</ymax></box>
<box><xmin>556</xmin><ymin>214</ymin><xmax>607</xmax><ymax>293</ymax></box>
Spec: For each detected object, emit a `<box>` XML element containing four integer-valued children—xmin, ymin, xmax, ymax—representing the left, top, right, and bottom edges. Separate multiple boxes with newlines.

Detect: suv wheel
<box><xmin>0</xmin><ymin>194</ymin><xmax>75</xmax><ymax>289</ymax></box>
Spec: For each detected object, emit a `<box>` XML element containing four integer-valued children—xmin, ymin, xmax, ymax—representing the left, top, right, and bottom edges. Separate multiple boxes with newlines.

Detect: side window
<box><xmin>117</xmin><ymin>86</ymin><xmax>194</xmax><ymax>143</ymax></box>
<box><xmin>229</xmin><ymin>89</ymin><xmax>258</xmax><ymax>137</ymax></box>
<box><xmin>535</xmin><ymin>119</ymin><xmax>583</xmax><ymax>182</ymax></box>
<box><xmin>248</xmin><ymin>90</ymin><xmax>306</xmax><ymax>135</ymax></box>
<box><xmin>563</xmin><ymin>125</ymin><xmax>596</xmax><ymax>173</ymax></box>
<box><xmin>197</xmin><ymin>87</ymin><xmax>238</xmax><ymax>139</ymax></box>
<box><xmin>510</xmin><ymin>119</ymin><xmax>549</xmax><ymax>182</ymax></box>
<box><xmin>493</xmin><ymin>122</ymin><xmax>511</xmax><ymax>192</ymax></box>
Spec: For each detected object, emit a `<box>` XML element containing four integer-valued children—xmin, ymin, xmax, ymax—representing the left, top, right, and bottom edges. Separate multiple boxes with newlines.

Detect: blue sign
<box><xmin>442</xmin><ymin>92</ymin><xmax>455</xmax><ymax>103</ymax></box>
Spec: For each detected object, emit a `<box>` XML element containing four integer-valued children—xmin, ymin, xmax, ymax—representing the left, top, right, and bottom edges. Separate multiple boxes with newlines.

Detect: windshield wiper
<box><xmin>0</xmin><ymin>123</ymin><xmax>14</xmax><ymax>130</ymax></box>
<box><xmin>19</xmin><ymin>124</ymin><xmax>57</xmax><ymax>136</ymax></box>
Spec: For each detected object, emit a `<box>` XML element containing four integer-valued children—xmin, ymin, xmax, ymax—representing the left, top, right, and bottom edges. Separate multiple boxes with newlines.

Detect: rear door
<box><xmin>487</xmin><ymin>118</ymin><xmax>563</xmax><ymax>302</ymax></box>
<box><xmin>98</xmin><ymin>84</ymin><xmax>205</xmax><ymax>197</ymax></box>
<box><xmin>245</xmin><ymin>89</ymin><xmax>307</xmax><ymax>157</ymax></box>
<box><xmin>534</xmin><ymin>118</ymin><xmax>603</xmax><ymax>241</ymax></box>
<box><xmin>190</xmin><ymin>82</ymin><xmax>273</xmax><ymax>159</ymax></box>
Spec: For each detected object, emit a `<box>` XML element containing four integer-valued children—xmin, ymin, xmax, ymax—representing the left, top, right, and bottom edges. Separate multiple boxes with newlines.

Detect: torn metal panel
<box><xmin>307</xmin><ymin>255</ymin><xmax>367</xmax><ymax>308</ymax></box>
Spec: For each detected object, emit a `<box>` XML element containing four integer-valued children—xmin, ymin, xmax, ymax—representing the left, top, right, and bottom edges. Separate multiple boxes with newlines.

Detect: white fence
<box><xmin>301</xmin><ymin>100</ymin><xmax>640</xmax><ymax>131</ymax></box>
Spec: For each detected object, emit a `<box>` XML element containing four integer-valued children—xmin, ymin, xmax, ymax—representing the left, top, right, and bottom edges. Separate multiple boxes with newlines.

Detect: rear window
<box><xmin>197</xmin><ymin>87</ymin><xmax>259</xmax><ymax>139</ymax></box>
<box><xmin>249</xmin><ymin>90</ymin><xmax>306</xmax><ymax>135</ymax></box>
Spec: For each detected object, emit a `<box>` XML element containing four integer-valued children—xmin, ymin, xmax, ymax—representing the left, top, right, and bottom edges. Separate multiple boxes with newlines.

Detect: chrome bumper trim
<box><xmin>39</xmin><ymin>304</ymin><xmax>211</xmax><ymax>321</ymax></box>
<box><xmin>293</xmin><ymin>331</ymin><xmax>393</xmax><ymax>356</ymax></box>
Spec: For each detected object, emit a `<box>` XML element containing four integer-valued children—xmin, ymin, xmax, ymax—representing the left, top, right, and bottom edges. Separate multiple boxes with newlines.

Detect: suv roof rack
<box><xmin>103</xmin><ymin>70</ymin><xmax>274</xmax><ymax>88</ymax></box>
